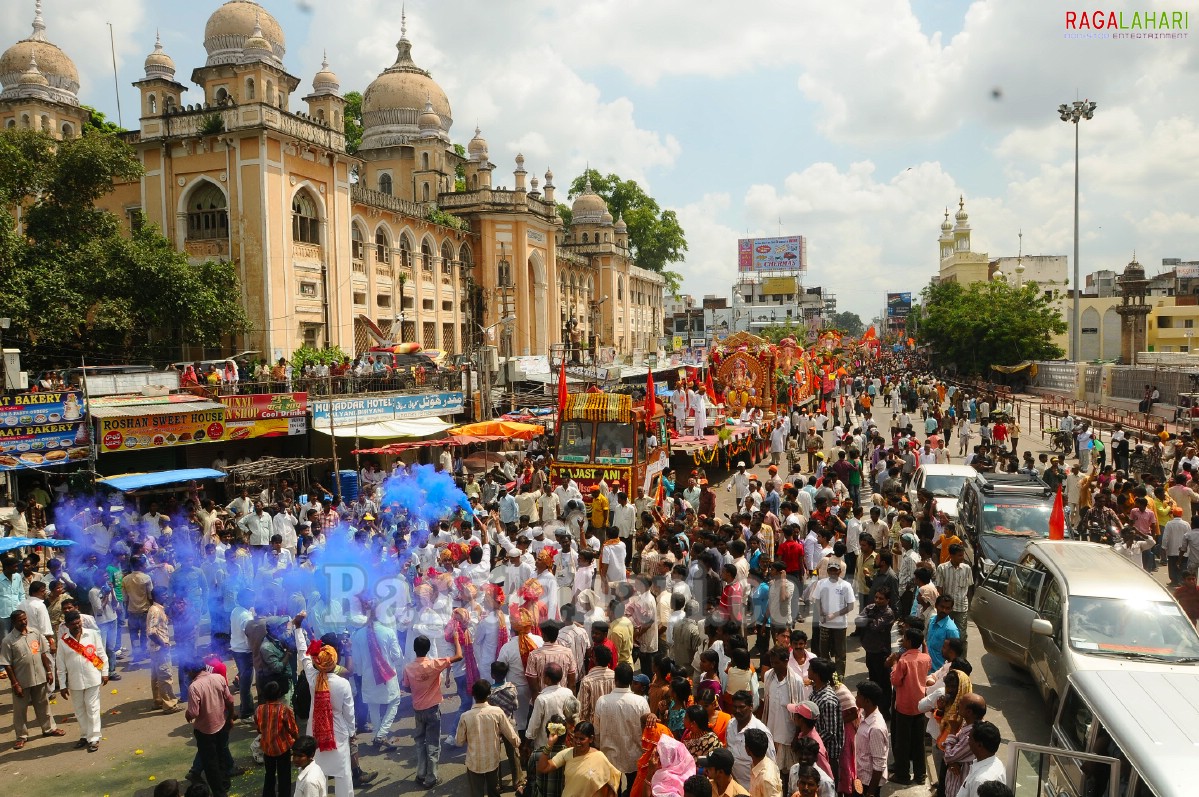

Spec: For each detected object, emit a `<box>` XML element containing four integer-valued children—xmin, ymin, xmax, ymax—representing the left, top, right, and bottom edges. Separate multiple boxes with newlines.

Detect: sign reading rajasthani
<box><xmin>0</xmin><ymin>391</ymin><xmax>89</xmax><ymax>471</ymax></box>
<box><xmin>220</xmin><ymin>393</ymin><xmax>308</xmax><ymax>439</ymax></box>
<box><xmin>98</xmin><ymin>407</ymin><xmax>226</xmax><ymax>452</ymax></box>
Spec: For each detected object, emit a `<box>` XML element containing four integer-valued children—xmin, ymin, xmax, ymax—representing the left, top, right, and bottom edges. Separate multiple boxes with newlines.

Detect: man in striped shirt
<box><xmin>457</xmin><ymin>679</ymin><xmax>521</xmax><ymax>797</ymax></box>
<box><xmin>934</xmin><ymin>544</ymin><xmax>972</xmax><ymax>653</ymax></box>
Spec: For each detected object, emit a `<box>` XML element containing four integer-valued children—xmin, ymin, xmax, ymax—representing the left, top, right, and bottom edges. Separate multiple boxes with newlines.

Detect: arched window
<box><xmin>266</xmin><ymin>80</ymin><xmax>275</xmax><ymax>104</ymax></box>
<box><xmin>378</xmin><ymin>173</ymin><xmax>392</xmax><ymax>195</ymax></box>
<box><xmin>441</xmin><ymin>241</ymin><xmax>454</xmax><ymax>275</ymax></box>
<box><xmin>581</xmin><ymin>232</ymin><xmax>589</xmax><ymax>243</ymax></box>
<box><xmin>291</xmin><ymin>190</ymin><xmax>320</xmax><ymax>244</ymax></box>
<box><xmin>334</xmin><ymin>110</ymin><xmax>340</xmax><ymax>127</ymax></box>
<box><xmin>470</xmin><ymin>174</ymin><xmax>477</xmax><ymax>189</ymax></box>
<box><xmin>459</xmin><ymin>245</ymin><xmax>473</xmax><ymax>281</ymax></box>
<box><xmin>421</xmin><ymin>183</ymin><xmax>430</xmax><ymax>202</ymax></box>
<box><xmin>5</xmin><ymin>120</ymin><xmax>15</xmax><ymax>129</ymax></box>
<box><xmin>350</xmin><ymin>224</ymin><xmax>365</xmax><ymax>260</ymax></box>
<box><xmin>21</xmin><ymin>114</ymin><xmax>30</xmax><ymax>129</ymax></box>
<box><xmin>617</xmin><ymin>277</ymin><xmax>624</xmax><ymax>301</ymax></box>
<box><xmin>148</xmin><ymin>94</ymin><xmax>157</xmax><ymax>114</ymax></box>
<box><xmin>399</xmin><ymin>234</ymin><xmax>413</xmax><ymax>269</ymax></box>
<box><xmin>215</xmin><ymin>87</ymin><xmax>228</xmax><ymax>104</ymax></box>
<box><xmin>315</xmin><ymin>109</ymin><xmax>325</xmax><ymax>122</ymax></box>
<box><xmin>421</xmin><ymin>152</ymin><xmax>430</xmax><ymax>170</ymax></box>
<box><xmin>186</xmin><ymin>182</ymin><xmax>229</xmax><ymax>241</ymax></box>
<box><xmin>40</xmin><ymin>115</ymin><xmax>50</xmax><ymax>132</ymax></box>
<box><xmin>164</xmin><ymin>96</ymin><xmax>176</xmax><ymax>112</ymax></box>
<box><xmin>375</xmin><ymin>229</ymin><xmax>391</xmax><ymax>264</ymax></box>
<box><xmin>421</xmin><ymin>239</ymin><xmax>434</xmax><ymax>273</ymax></box>
<box><xmin>246</xmin><ymin>78</ymin><xmax>255</xmax><ymax>100</ymax></box>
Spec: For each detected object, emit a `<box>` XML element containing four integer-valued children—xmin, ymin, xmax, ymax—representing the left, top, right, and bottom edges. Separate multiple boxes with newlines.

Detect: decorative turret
<box><xmin>514</xmin><ymin>153</ymin><xmax>527</xmax><ymax>192</ymax></box>
<box><xmin>543</xmin><ymin>168</ymin><xmax>555</xmax><ymax>202</ymax></box>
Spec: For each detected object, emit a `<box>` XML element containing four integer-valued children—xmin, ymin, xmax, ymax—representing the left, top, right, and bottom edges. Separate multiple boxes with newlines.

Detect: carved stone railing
<box><xmin>184</xmin><ymin>238</ymin><xmax>230</xmax><ymax>259</ymax></box>
<box><xmin>292</xmin><ymin>242</ymin><xmax>322</xmax><ymax>261</ymax></box>
<box><xmin>139</xmin><ymin>102</ymin><xmax>346</xmax><ymax>152</ymax></box>
<box><xmin>351</xmin><ymin>185</ymin><xmax>433</xmax><ymax>218</ymax></box>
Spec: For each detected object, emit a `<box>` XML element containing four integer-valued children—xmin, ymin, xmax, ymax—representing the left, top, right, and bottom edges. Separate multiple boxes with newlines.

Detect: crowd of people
<box><xmin>10</xmin><ymin>350</ymin><xmax>1167</xmax><ymax>797</ymax></box>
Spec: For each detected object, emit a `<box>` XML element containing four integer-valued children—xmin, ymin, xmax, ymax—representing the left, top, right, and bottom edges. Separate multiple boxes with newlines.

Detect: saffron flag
<box><xmin>705</xmin><ymin>368</ymin><xmax>718</xmax><ymax>405</ymax></box>
<box><xmin>645</xmin><ymin>367</ymin><xmax>656</xmax><ymax>431</ymax></box>
<box><xmin>1048</xmin><ymin>484</ymin><xmax>1065</xmax><ymax>540</ymax></box>
<box><xmin>556</xmin><ymin>354</ymin><xmax>568</xmax><ymax>430</ymax></box>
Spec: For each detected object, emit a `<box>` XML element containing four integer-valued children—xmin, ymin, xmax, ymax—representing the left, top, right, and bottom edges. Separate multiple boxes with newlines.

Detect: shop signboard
<box><xmin>98</xmin><ymin>406</ymin><xmax>227</xmax><ymax>452</ymax></box>
<box><xmin>0</xmin><ymin>391</ymin><xmax>89</xmax><ymax>471</ymax></box>
<box><xmin>310</xmin><ymin>391</ymin><xmax>464</xmax><ymax>426</ymax></box>
<box><xmin>738</xmin><ymin>235</ymin><xmax>807</xmax><ymax>272</ymax></box>
<box><xmin>220</xmin><ymin>392</ymin><xmax>308</xmax><ymax>439</ymax></box>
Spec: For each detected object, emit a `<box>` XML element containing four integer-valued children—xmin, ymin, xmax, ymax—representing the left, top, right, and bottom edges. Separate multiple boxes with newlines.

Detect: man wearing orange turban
<box><xmin>296</xmin><ymin>630</ymin><xmax>355</xmax><ymax>797</ymax></box>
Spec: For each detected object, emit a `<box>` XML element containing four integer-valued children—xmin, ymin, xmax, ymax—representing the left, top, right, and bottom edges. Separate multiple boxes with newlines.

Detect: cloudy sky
<box><xmin>5</xmin><ymin>0</ymin><xmax>1198</xmax><ymax>321</ymax></box>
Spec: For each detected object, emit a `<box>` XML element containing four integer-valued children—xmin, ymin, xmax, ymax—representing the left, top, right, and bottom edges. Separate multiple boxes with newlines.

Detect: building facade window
<box><xmin>299</xmin><ymin>281</ymin><xmax>318</xmax><ymax>297</ymax></box>
<box><xmin>292</xmin><ymin>191</ymin><xmax>321</xmax><ymax>244</ymax></box>
<box><xmin>441</xmin><ymin>241</ymin><xmax>454</xmax><ymax>274</ymax></box>
<box><xmin>186</xmin><ymin>182</ymin><xmax>229</xmax><ymax>241</ymax></box>
<box><xmin>351</xmin><ymin>224</ymin><xmax>365</xmax><ymax>260</ymax></box>
<box><xmin>379</xmin><ymin>173</ymin><xmax>392</xmax><ymax>195</ymax></box>
<box><xmin>376</xmin><ymin>230</ymin><xmax>390</xmax><ymax>264</ymax></box>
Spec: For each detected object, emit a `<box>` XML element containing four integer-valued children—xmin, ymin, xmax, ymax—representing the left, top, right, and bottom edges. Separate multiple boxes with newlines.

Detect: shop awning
<box><xmin>312</xmin><ymin>416</ymin><xmax>452</xmax><ymax>439</ymax></box>
<box><xmin>447</xmin><ymin>420</ymin><xmax>546</xmax><ymax>440</ymax></box>
<box><xmin>0</xmin><ymin>537</ymin><xmax>75</xmax><ymax>554</ymax></box>
<box><xmin>87</xmin><ymin>400</ymin><xmax>225</xmax><ymax>419</ymax></box>
<box><xmin>97</xmin><ymin>468</ymin><xmax>227</xmax><ymax>492</ymax></box>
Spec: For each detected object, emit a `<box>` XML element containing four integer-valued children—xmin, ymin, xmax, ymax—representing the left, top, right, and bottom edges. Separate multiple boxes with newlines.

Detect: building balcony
<box><xmin>293</xmin><ymin>242</ymin><xmax>323</xmax><ymax>261</ymax></box>
<box><xmin>139</xmin><ymin>102</ymin><xmax>346</xmax><ymax>152</ymax></box>
<box><xmin>184</xmin><ymin>238</ymin><xmax>230</xmax><ymax>259</ymax></box>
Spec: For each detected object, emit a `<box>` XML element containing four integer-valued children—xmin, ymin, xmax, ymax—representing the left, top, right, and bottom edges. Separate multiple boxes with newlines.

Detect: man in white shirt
<box><xmin>813</xmin><ymin>561</ymin><xmax>855</xmax><ymax>676</ymax></box>
<box><xmin>18</xmin><ymin>581</ymin><xmax>55</xmax><ymax>654</ymax></box>
<box><xmin>726</xmin><ymin>687</ymin><xmax>777</xmax><ymax>787</ymax></box>
<box><xmin>728</xmin><ymin>462</ymin><xmax>751</xmax><ymax>506</ymax></box>
<box><xmin>56</xmin><ymin>611</ymin><xmax>109</xmax><ymax>751</ymax></box>
<box><xmin>525</xmin><ymin>663</ymin><xmax>576</xmax><ymax>749</ymax></box>
<box><xmin>956</xmin><ymin>721</ymin><xmax>1006</xmax><ymax>797</ymax></box>
<box><xmin>611</xmin><ymin>492</ymin><xmax>637</xmax><ymax>544</ymax></box>
<box><xmin>593</xmin><ymin>663</ymin><xmax>650</xmax><ymax>787</ymax></box>
<box><xmin>537</xmin><ymin>488</ymin><xmax>561</xmax><ymax>522</ymax></box>
<box><xmin>760</xmin><ymin>647</ymin><xmax>806</xmax><ymax>772</ymax></box>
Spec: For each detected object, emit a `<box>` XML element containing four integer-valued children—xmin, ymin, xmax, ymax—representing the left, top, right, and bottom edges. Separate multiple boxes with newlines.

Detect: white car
<box><xmin>907</xmin><ymin>463</ymin><xmax>978</xmax><ymax>520</ymax></box>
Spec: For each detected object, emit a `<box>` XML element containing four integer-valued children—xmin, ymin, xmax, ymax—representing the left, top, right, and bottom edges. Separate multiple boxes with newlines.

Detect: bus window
<box><xmin>558</xmin><ymin>421</ymin><xmax>593</xmax><ymax>462</ymax></box>
<box><xmin>595</xmin><ymin>422</ymin><xmax>634</xmax><ymax>464</ymax></box>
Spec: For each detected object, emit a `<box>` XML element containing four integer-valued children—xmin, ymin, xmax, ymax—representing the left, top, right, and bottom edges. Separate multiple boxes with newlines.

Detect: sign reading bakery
<box><xmin>0</xmin><ymin>391</ymin><xmax>90</xmax><ymax>471</ymax></box>
<box><xmin>98</xmin><ymin>407</ymin><xmax>227</xmax><ymax>452</ymax></box>
<box><xmin>220</xmin><ymin>392</ymin><xmax>308</xmax><ymax>439</ymax></box>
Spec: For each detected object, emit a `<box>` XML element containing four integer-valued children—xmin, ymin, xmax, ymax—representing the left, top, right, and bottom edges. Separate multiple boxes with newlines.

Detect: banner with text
<box><xmin>221</xmin><ymin>393</ymin><xmax>308</xmax><ymax>439</ymax></box>
<box><xmin>310</xmin><ymin>391</ymin><xmax>464</xmax><ymax>426</ymax></box>
<box><xmin>0</xmin><ymin>391</ymin><xmax>89</xmax><ymax>471</ymax></box>
<box><xmin>738</xmin><ymin>236</ymin><xmax>807</xmax><ymax>272</ymax></box>
<box><xmin>99</xmin><ymin>407</ymin><xmax>227</xmax><ymax>452</ymax></box>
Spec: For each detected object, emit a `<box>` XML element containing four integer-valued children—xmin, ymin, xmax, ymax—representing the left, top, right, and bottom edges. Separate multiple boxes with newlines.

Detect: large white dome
<box><xmin>203</xmin><ymin>0</ymin><xmax>286</xmax><ymax>67</ymax></box>
<box><xmin>0</xmin><ymin>1</ymin><xmax>79</xmax><ymax>105</ymax></box>
<box><xmin>360</xmin><ymin>31</ymin><xmax>452</xmax><ymax>150</ymax></box>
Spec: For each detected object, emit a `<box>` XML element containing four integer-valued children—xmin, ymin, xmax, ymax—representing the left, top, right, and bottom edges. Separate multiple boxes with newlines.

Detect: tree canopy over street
<box><xmin>830</xmin><ymin>311</ymin><xmax>865</xmax><ymax>337</ymax></box>
<box><xmin>912</xmin><ymin>280</ymin><xmax>1066</xmax><ymax>375</ymax></box>
<box><xmin>0</xmin><ymin>127</ymin><xmax>248</xmax><ymax>370</ymax></box>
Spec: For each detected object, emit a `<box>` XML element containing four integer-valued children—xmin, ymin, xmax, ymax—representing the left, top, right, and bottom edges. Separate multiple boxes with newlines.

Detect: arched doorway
<box><xmin>527</xmin><ymin>251</ymin><xmax>547</xmax><ymax>356</ymax></box>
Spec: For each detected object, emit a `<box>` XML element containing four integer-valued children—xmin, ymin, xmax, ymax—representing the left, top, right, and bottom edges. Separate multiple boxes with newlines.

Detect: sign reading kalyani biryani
<box><xmin>0</xmin><ymin>391</ymin><xmax>89</xmax><ymax>470</ymax></box>
<box><xmin>738</xmin><ymin>236</ymin><xmax>807</xmax><ymax>272</ymax></box>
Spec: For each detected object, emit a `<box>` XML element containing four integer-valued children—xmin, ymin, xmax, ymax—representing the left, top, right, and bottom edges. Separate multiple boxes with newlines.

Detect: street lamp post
<box><xmin>1059</xmin><ymin>99</ymin><xmax>1097</xmax><ymax>361</ymax></box>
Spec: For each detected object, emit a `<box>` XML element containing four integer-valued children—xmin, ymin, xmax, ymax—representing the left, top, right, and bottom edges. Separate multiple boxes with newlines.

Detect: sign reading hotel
<box><xmin>310</xmin><ymin>391</ymin><xmax>465</xmax><ymax>425</ymax></box>
<box><xmin>738</xmin><ymin>236</ymin><xmax>807</xmax><ymax>272</ymax></box>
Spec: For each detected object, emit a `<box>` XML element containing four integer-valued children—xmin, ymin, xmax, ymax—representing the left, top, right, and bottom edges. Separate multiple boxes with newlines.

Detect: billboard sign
<box><xmin>221</xmin><ymin>393</ymin><xmax>308</xmax><ymax>439</ymax></box>
<box><xmin>310</xmin><ymin>391</ymin><xmax>464</xmax><ymax>425</ymax></box>
<box><xmin>738</xmin><ymin>236</ymin><xmax>807</xmax><ymax>272</ymax></box>
<box><xmin>98</xmin><ymin>406</ymin><xmax>227</xmax><ymax>453</ymax></box>
<box><xmin>886</xmin><ymin>292</ymin><xmax>913</xmax><ymax>318</ymax></box>
<box><xmin>760</xmin><ymin>276</ymin><xmax>799</xmax><ymax>295</ymax></box>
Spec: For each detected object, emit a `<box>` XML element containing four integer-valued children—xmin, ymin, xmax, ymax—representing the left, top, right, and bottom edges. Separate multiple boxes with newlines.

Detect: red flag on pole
<box><xmin>644</xmin><ymin>367</ymin><xmax>656</xmax><ymax>431</ymax></box>
<box><xmin>1049</xmin><ymin>484</ymin><xmax>1065</xmax><ymax>540</ymax></box>
<box><xmin>556</xmin><ymin>354</ymin><xmax>568</xmax><ymax>431</ymax></box>
<box><xmin>705</xmin><ymin>368</ymin><xmax>718</xmax><ymax>405</ymax></box>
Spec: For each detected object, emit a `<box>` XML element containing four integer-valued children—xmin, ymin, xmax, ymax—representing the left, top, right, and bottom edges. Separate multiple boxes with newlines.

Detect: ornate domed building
<box><xmin>0</xmin><ymin>0</ymin><xmax>88</xmax><ymax>136</ymax></box>
<box><xmin>3</xmin><ymin>0</ymin><xmax>664</xmax><ymax>361</ymax></box>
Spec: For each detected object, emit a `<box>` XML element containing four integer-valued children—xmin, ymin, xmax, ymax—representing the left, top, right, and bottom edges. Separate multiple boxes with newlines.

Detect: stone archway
<box><xmin>527</xmin><ymin>250</ymin><xmax>547</xmax><ymax>356</ymax></box>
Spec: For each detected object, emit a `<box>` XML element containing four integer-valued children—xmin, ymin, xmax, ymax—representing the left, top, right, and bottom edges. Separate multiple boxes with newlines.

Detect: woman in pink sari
<box><xmin>834</xmin><ymin>676</ymin><xmax>858</xmax><ymax>795</ymax></box>
<box><xmin>646</xmin><ymin>735</ymin><xmax>696</xmax><ymax>797</ymax></box>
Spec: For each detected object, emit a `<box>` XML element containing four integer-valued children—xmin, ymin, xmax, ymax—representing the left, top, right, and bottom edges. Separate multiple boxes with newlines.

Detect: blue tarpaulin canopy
<box><xmin>0</xmin><ymin>537</ymin><xmax>75</xmax><ymax>554</ymax></box>
<box><xmin>97</xmin><ymin>468</ymin><xmax>227</xmax><ymax>493</ymax></box>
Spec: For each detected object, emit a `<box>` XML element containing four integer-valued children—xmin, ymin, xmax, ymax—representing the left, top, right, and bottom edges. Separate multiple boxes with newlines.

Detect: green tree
<box><xmin>81</xmin><ymin>105</ymin><xmax>126</xmax><ymax>135</ymax></box>
<box><xmin>758</xmin><ymin>319</ymin><xmax>808</xmax><ymax>344</ymax></box>
<box><xmin>830</xmin><ymin>311</ymin><xmax>865</xmax><ymax>337</ymax></box>
<box><xmin>343</xmin><ymin>90</ymin><xmax>363</xmax><ymax>154</ymax></box>
<box><xmin>453</xmin><ymin>142</ymin><xmax>467</xmax><ymax>191</ymax></box>
<box><xmin>913</xmin><ymin>280</ymin><xmax>1066</xmax><ymax>375</ymax></box>
<box><xmin>563</xmin><ymin>169</ymin><xmax>687</xmax><ymax>273</ymax></box>
<box><xmin>0</xmin><ymin>127</ymin><xmax>249</xmax><ymax>368</ymax></box>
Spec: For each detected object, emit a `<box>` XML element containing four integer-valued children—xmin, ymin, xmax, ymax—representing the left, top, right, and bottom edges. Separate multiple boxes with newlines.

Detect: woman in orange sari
<box><xmin>629</xmin><ymin>712</ymin><xmax>672</xmax><ymax>797</ymax></box>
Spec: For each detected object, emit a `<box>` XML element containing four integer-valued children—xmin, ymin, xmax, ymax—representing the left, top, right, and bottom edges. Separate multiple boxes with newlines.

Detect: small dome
<box><xmin>144</xmin><ymin>31</ymin><xmax>176</xmax><ymax>80</ymax></box>
<box><xmin>940</xmin><ymin>208</ymin><xmax>953</xmax><ymax>232</ymax></box>
<box><xmin>1123</xmin><ymin>256</ymin><xmax>1144</xmax><ymax>277</ymax></box>
<box><xmin>18</xmin><ymin>52</ymin><xmax>47</xmax><ymax>87</ymax></box>
<box><xmin>992</xmin><ymin>270</ymin><xmax>1006</xmax><ymax>282</ymax></box>
<box><xmin>240</xmin><ymin>14</ymin><xmax>275</xmax><ymax>64</ymax></box>
<box><xmin>614</xmin><ymin>213</ymin><xmax>627</xmax><ymax>232</ymax></box>
<box><xmin>571</xmin><ymin>175</ymin><xmax>609</xmax><ymax>225</ymax></box>
<box><xmin>467</xmin><ymin>126</ymin><xmax>488</xmax><ymax>158</ymax></box>
<box><xmin>311</xmin><ymin>50</ymin><xmax>339</xmax><ymax>95</ymax></box>
<box><xmin>204</xmin><ymin>0</ymin><xmax>285</xmax><ymax>67</ymax></box>
<box><xmin>955</xmin><ymin>195</ymin><xmax>969</xmax><ymax>222</ymax></box>
<box><xmin>0</xmin><ymin>1</ymin><xmax>80</xmax><ymax>105</ymax></box>
<box><xmin>418</xmin><ymin>99</ymin><xmax>440</xmax><ymax>131</ymax></box>
<box><xmin>544</xmin><ymin>168</ymin><xmax>554</xmax><ymax>184</ymax></box>
<box><xmin>601</xmin><ymin>209</ymin><xmax>614</xmax><ymax>225</ymax></box>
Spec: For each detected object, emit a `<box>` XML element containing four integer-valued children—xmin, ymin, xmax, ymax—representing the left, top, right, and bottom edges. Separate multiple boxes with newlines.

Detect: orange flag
<box><xmin>644</xmin><ymin>367</ymin><xmax>656</xmax><ymax>431</ymax></box>
<box><xmin>556</xmin><ymin>354</ymin><xmax>568</xmax><ymax>430</ymax></box>
<box><xmin>1048</xmin><ymin>484</ymin><xmax>1065</xmax><ymax>540</ymax></box>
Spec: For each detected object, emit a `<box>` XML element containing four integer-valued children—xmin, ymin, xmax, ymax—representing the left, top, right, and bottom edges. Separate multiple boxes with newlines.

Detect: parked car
<box><xmin>957</xmin><ymin>471</ymin><xmax>1058</xmax><ymax>574</ymax></box>
<box><xmin>907</xmin><ymin>463</ymin><xmax>978</xmax><ymax>520</ymax></box>
<box><xmin>970</xmin><ymin>540</ymin><xmax>1199</xmax><ymax>716</ymax></box>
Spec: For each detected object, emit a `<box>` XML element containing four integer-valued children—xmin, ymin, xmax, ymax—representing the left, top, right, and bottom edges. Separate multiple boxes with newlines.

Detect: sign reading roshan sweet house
<box><xmin>98</xmin><ymin>408</ymin><xmax>226</xmax><ymax>452</ymax></box>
